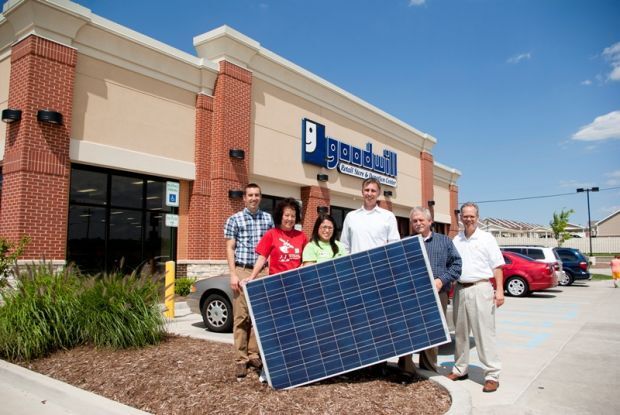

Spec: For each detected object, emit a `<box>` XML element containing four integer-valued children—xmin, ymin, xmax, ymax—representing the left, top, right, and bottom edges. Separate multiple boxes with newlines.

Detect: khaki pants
<box><xmin>399</xmin><ymin>290</ymin><xmax>449</xmax><ymax>373</ymax></box>
<box><xmin>233</xmin><ymin>266</ymin><xmax>267</xmax><ymax>364</ymax></box>
<box><xmin>452</xmin><ymin>280</ymin><xmax>501</xmax><ymax>381</ymax></box>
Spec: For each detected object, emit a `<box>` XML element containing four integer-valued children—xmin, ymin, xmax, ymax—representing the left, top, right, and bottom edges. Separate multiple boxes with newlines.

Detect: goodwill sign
<box><xmin>301</xmin><ymin>119</ymin><xmax>398</xmax><ymax>187</ymax></box>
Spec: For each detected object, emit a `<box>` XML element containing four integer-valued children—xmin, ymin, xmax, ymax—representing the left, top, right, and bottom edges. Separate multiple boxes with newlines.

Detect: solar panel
<box><xmin>244</xmin><ymin>235</ymin><xmax>450</xmax><ymax>390</ymax></box>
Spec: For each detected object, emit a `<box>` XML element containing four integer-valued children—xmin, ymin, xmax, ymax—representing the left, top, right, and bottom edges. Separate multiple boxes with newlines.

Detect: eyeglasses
<box><xmin>319</xmin><ymin>225</ymin><xmax>334</xmax><ymax>230</ymax></box>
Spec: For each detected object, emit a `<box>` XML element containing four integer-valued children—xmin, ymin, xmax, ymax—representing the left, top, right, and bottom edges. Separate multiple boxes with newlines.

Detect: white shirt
<box><xmin>340</xmin><ymin>205</ymin><xmax>400</xmax><ymax>254</ymax></box>
<box><xmin>453</xmin><ymin>227</ymin><xmax>504</xmax><ymax>283</ymax></box>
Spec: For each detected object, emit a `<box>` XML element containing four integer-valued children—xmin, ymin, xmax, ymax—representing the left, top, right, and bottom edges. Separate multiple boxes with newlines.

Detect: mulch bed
<box><xmin>20</xmin><ymin>335</ymin><xmax>451</xmax><ymax>414</ymax></box>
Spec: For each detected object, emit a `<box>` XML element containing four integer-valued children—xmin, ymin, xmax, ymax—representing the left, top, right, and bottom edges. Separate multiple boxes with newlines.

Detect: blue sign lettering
<box><xmin>302</xmin><ymin>119</ymin><xmax>398</xmax><ymax>182</ymax></box>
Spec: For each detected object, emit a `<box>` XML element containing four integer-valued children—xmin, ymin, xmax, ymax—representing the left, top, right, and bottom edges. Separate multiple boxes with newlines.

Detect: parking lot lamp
<box><xmin>576</xmin><ymin>187</ymin><xmax>599</xmax><ymax>257</ymax></box>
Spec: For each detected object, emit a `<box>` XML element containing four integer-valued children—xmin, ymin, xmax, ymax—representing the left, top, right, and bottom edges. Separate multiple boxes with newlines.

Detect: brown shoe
<box><xmin>483</xmin><ymin>380</ymin><xmax>499</xmax><ymax>392</ymax></box>
<box><xmin>446</xmin><ymin>373</ymin><xmax>469</xmax><ymax>381</ymax></box>
<box><xmin>235</xmin><ymin>363</ymin><xmax>247</xmax><ymax>378</ymax></box>
<box><xmin>248</xmin><ymin>358</ymin><xmax>262</xmax><ymax>369</ymax></box>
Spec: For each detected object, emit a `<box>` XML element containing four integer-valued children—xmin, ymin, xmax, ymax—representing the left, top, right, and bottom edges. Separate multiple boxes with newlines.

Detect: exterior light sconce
<box><xmin>228</xmin><ymin>190</ymin><xmax>244</xmax><ymax>199</ymax></box>
<box><xmin>37</xmin><ymin>109</ymin><xmax>63</xmax><ymax>125</ymax></box>
<box><xmin>1</xmin><ymin>108</ymin><xmax>22</xmax><ymax>123</ymax></box>
<box><xmin>317</xmin><ymin>206</ymin><xmax>329</xmax><ymax>214</ymax></box>
<box><xmin>428</xmin><ymin>200</ymin><xmax>436</xmax><ymax>207</ymax></box>
<box><xmin>383</xmin><ymin>190</ymin><xmax>393</xmax><ymax>197</ymax></box>
<box><xmin>316</xmin><ymin>173</ymin><xmax>329</xmax><ymax>182</ymax></box>
<box><xmin>229</xmin><ymin>149</ymin><xmax>245</xmax><ymax>159</ymax></box>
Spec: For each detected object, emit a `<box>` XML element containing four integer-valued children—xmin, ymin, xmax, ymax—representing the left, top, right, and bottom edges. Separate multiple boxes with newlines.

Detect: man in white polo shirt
<box><xmin>340</xmin><ymin>178</ymin><xmax>400</xmax><ymax>254</ymax></box>
<box><xmin>449</xmin><ymin>202</ymin><xmax>504</xmax><ymax>393</ymax></box>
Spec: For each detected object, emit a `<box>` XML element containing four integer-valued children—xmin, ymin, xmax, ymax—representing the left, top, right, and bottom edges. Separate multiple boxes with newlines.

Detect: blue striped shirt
<box><xmin>423</xmin><ymin>232</ymin><xmax>462</xmax><ymax>292</ymax></box>
<box><xmin>224</xmin><ymin>208</ymin><xmax>273</xmax><ymax>265</ymax></box>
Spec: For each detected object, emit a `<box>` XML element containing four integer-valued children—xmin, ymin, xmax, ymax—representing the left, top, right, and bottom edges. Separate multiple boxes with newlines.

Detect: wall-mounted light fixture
<box><xmin>316</xmin><ymin>173</ymin><xmax>329</xmax><ymax>182</ymax></box>
<box><xmin>1</xmin><ymin>108</ymin><xmax>22</xmax><ymax>123</ymax></box>
<box><xmin>229</xmin><ymin>149</ymin><xmax>245</xmax><ymax>159</ymax></box>
<box><xmin>383</xmin><ymin>190</ymin><xmax>393</xmax><ymax>197</ymax></box>
<box><xmin>454</xmin><ymin>209</ymin><xmax>460</xmax><ymax>215</ymax></box>
<box><xmin>317</xmin><ymin>206</ymin><xmax>329</xmax><ymax>214</ymax></box>
<box><xmin>427</xmin><ymin>200</ymin><xmax>436</xmax><ymax>207</ymax></box>
<box><xmin>228</xmin><ymin>190</ymin><xmax>244</xmax><ymax>199</ymax></box>
<box><xmin>37</xmin><ymin>109</ymin><xmax>63</xmax><ymax>125</ymax></box>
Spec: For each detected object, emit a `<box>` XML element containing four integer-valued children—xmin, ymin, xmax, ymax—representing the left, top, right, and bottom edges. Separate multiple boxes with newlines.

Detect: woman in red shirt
<box><xmin>244</xmin><ymin>198</ymin><xmax>308</xmax><ymax>280</ymax></box>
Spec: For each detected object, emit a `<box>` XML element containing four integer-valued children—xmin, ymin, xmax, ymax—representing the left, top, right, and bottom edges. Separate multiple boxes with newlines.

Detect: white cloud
<box><xmin>507</xmin><ymin>52</ymin><xmax>531</xmax><ymax>64</ymax></box>
<box><xmin>602</xmin><ymin>41</ymin><xmax>620</xmax><ymax>81</ymax></box>
<box><xmin>605</xmin><ymin>170</ymin><xmax>620</xmax><ymax>186</ymax></box>
<box><xmin>581</xmin><ymin>79</ymin><xmax>592</xmax><ymax>86</ymax></box>
<box><xmin>409</xmin><ymin>0</ymin><xmax>426</xmax><ymax>6</ymax></box>
<box><xmin>600</xmin><ymin>205</ymin><xmax>620</xmax><ymax>216</ymax></box>
<box><xmin>572</xmin><ymin>110</ymin><xmax>620</xmax><ymax>141</ymax></box>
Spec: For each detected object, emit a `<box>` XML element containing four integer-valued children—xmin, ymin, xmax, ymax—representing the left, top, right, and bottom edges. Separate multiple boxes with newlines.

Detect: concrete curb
<box><xmin>0</xmin><ymin>359</ymin><xmax>150</xmax><ymax>415</ymax></box>
<box><xmin>417</xmin><ymin>368</ymin><xmax>472</xmax><ymax>415</ymax></box>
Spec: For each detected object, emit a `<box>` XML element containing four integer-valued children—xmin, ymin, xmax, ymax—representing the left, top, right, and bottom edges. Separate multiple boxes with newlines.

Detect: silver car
<box><xmin>186</xmin><ymin>274</ymin><xmax>234</xmax><ymax>333</ymax></box>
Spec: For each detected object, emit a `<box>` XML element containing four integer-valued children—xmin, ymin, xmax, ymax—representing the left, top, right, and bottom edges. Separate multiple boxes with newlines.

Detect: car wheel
<box><xmin>201</xmin><ymin>293</ymin><xmax>233</xmax><ymax>333</ymax></box>
<box><xmin>505</xmin><ymin>277</ymin><xmax>529</xmax><ymax>297</ymax></box>
<box><xmin>558</xmin><ymin>270</ymin><xmax>574</xmax><ymax>286</ymax></box>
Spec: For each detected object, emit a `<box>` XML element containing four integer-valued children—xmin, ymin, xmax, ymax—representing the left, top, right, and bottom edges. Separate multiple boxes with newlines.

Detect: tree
<box><xmin>549</xmin><ymin>209</ymin><xmax>574</xmax><ymax>246</ymax></box>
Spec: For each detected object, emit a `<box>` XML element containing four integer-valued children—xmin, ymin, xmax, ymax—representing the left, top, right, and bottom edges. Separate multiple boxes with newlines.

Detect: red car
<box><xmin>493</xmin><ymin>251</ymin><xmax>559</xmax><ymax>297</ymax></box>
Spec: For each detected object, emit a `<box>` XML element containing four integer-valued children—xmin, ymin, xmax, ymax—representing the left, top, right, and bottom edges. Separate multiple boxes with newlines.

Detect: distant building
<box><xmin>596</xmin><ymin>210</ymin><xmax>620</xmax><ymax>237</ymax></box>
<box><xmin>479</xmin><ymin>218</ymin><xmax>552</xmax><ymax>238</ymax></box>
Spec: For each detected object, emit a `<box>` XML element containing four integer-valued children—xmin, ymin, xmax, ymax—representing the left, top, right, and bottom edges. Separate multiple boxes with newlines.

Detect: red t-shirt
<box><xmin>256</xmin><ymin>227</ymin><xmax>308</xmax><ymax>275</ymax></box>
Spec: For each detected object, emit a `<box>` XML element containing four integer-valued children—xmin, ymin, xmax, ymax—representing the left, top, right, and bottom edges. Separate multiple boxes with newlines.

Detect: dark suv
<box><xmin>552</xmin><ymin>248</ymin><xmax>591</xmax><ymax>286</ymax></box>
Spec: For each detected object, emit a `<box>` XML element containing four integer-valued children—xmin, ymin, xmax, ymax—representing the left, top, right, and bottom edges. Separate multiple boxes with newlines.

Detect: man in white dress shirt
<box><xmin>340</xmin><ymin>178</ymin><xmax>400</xmax><ymax>254</ymax></box>
<box><xmin>449</xmin><ymin>202</ymin><xmax>504</xmax><ymax>393</ymax></box>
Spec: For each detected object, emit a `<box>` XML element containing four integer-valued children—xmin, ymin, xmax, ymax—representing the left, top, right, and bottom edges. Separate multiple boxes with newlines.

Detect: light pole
<box><xmin>576</xmin><ymin>187</ymin><xmax>599</xmax><ymax>257</ymax></box>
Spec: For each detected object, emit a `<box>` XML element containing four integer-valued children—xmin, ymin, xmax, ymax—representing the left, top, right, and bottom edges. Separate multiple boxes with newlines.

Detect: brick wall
<box><xmin>0</xmin><ymin>35</ymin><xmax>76</xmax><ymax>260</ymax></box>
<box><xmin>420</xmin><ymin>151</ymin><xmax>434</xmax><ymax>216</ymax></box>
<box><xmin>300</xmin><ymin>186</ymin><xmax>331</xmax><ymax>240</ymax></box>
<box><xmin>184</xmin><ymin>61</ymin><xmax>252</xmax><ymax>261</ymax></box>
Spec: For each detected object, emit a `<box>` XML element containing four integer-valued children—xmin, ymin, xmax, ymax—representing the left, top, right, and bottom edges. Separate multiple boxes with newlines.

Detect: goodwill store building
<box><xmin>0</xmin><ymin>0</ymin><xmax>461</xmax><ymax>277</ymax></box>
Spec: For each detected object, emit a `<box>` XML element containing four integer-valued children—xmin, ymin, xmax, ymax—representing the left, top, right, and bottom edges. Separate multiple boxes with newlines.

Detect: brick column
<box><xmin>300</xmin><ymin>186</ymin><xmax>331</xmax><ymax>240</ymax></box>
<box><xmin>207</xmin><ymin>61</ymin><xmax>252</xmax><ymax>259</ymax></box>
<box><xmin>0</xmin><ymin>35</ymin><xmax>76</xmax><ymax>260</ymax></box>
<box><xmin>182</xmin><ymin>94</ymin><xmax>214</xmax><ymax>260</ymax></box>
<box><xmin>449</xmin><ymin>184</ymin><xmax>459</xmax><ymax>237</ymax></box>
<box><xmin>420</xmin><ymin>151</ymin><xmax>434</xmax><ymax>214</ymax></box>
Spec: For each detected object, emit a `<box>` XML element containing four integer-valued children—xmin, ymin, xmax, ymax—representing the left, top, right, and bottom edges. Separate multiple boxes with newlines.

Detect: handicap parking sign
<box><xmin>166</xmin><ymin>182</ymin><xmax>179</xmax><ymax>207</ymax></box>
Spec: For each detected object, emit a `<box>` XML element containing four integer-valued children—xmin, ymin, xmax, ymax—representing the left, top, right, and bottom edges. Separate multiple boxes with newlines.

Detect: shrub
<box><xmin>0</xmin><ymin>236</ymin><xmax>30</xmax><ymax>288</ymax></box>
<box><xmin>79</xmin><ymin>272</ymin><xmax>165</xmax><ymax>349</ymax></box>
<box><xmin>0</xmin><ymin>263</ymin><xmax>166</xmax><ymax>362</ymax></box>
<box><xmin>175</xmin><ymin>277</ymin><xmax>196</xmax><ymax>297</ymax></box>
<box><xmin>0</xmin><ymin>263</ymin><xmax>82</xmax><ymax>361</ymax></box>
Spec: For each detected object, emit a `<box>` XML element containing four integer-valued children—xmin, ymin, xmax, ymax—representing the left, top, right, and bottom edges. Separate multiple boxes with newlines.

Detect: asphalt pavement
<box><xmin>1</xmin><ymin>274</ymin><xmax>618</xmax><ymax>414</ymax></box>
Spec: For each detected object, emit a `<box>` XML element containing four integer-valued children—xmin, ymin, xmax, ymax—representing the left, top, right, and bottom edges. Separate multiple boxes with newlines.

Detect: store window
<box><xmin>329</xmin><ymin>205</ymin><xmax>354</xmax><ymax>239</ymax></box>
<box><xmin>67</xmin><ymin>165</ymin><xmax>176</xmax><ymax>275</ymax></box>
<box><xmin>259</xmin><ymin>195</ymin><xmax>284</xmax><ymax>217</ymax></box>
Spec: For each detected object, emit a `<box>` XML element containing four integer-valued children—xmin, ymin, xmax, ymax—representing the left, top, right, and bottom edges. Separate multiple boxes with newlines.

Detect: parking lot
<box><xmin>168</xmin><ymin>273</ymin><xmax>620</xmax><ymax>415</ymax></box>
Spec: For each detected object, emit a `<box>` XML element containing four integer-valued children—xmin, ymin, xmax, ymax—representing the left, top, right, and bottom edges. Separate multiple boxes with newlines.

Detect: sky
<box><xmin>66</xmin><ymin>0</ymin><xmax>619</xmax><ymax>226</ymax></box>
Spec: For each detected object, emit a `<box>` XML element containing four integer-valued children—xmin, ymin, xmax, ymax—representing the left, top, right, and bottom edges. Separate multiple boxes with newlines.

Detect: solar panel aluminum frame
<box><xmin>244</xmin><ymin>235</ymin><xmax>450</xmax><ymax>390</ymax></box>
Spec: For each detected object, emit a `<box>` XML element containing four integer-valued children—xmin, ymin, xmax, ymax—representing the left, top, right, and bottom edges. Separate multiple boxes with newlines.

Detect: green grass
<box><xmin>591</xmin><ymin>274</ymin><xmax>612</xmax><ymax>280</ymax></box>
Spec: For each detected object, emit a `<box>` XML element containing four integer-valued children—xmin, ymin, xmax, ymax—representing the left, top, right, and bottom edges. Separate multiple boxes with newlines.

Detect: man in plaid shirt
<box><xmin>224</xmin><ymin>183</ymin><xmax>273</xmax><ymax>378</ymax></box>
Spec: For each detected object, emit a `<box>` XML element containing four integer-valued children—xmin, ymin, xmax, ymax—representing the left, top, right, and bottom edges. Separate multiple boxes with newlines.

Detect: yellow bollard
<box><xmin>164</xmin><ymin>261</ymin><xmax>176</xmax><ymax>318</ymax></box>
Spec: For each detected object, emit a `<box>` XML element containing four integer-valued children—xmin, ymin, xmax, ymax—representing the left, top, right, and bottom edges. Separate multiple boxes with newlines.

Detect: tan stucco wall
<box><xmin>0</xmin><ymin>55</ymin><xmax>10</xmax><ymax>160</ymax></box>
<box><xmin>72</xmin><ymin>54</ymin><xmax>196</xmax><ymax>163</ymax></box>
<box><xmin>251</xmin><ymin>78</ymin><xmax>422</xmax><ymax>210</ymax></box>
<box><xmin>598</xmin><ymin>213</ymin><xmax>620</xmax><ymax>237</ymax></box>
<box><xmin>433</xmin><ymin>183</ymin><xmax>451</xmax><ymax>224</ymax></box>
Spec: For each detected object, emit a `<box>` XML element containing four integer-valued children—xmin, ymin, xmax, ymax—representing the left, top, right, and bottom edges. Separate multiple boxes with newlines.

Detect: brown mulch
<box><xmin>20</xmin><ymin>335</ymin><xmax>451</xmax><ymax>415</ymax></box>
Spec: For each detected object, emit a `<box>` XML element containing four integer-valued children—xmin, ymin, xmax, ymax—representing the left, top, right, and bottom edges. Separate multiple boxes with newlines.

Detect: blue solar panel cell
<box><xmin>244</xmin><ymin>236</ymin><xmax>450</xmax><ymax>390</ymax></box>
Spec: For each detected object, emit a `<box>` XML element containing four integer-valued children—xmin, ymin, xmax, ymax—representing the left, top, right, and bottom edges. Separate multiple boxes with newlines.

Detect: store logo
<box><xmin>302</xmin><ymin>118</ymin><xmax>397</xmax><ymax>187</ymax></box>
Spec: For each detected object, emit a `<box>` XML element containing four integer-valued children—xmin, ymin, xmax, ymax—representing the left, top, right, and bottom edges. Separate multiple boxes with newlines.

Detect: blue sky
<box><xmin>69</xmin><ymin>0</ymin><xmax>619</xmax><ymax>226</ymax></box>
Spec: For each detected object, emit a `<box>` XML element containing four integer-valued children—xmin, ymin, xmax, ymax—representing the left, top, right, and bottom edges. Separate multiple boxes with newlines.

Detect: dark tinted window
<box><xmin>503</xmin><ymin>254</ymin><xmax>512</xmax><ymax>264</ymax></box>
<box><xmin>526</xmin><ymin>249</ymin><xmax>545</xmax><ymax>260</ymax></box>
<box><xmin>503</xmin><ymin>248</ymin><xmax>525</xmax><ymax>255</ymax></box>
<box><xmin>67</xmin><ymin>165</ymin><xmax>177</xmax><ymax>274</ymax></box>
